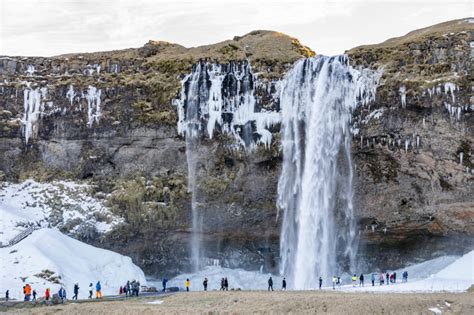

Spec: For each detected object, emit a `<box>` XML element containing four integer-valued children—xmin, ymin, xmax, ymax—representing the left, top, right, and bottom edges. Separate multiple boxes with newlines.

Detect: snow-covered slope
<box><xmin>0</xmin><ymin>179</ymin><xmax>120</xmax><ymax>244</ymax></box>
<box><xmin>0</xmin><ymin>228</ymin><xmax>146</xmax><ymax>300</ymax></box>
<box><xmin>342</xmin><ymin>251</ymin><xmax>474</xmax><ymax>293</ymax></box>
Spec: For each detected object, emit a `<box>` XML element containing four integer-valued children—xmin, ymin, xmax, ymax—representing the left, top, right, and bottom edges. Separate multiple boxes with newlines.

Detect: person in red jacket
<box><xmin>45</xmin><ymin>288</ymin><xmax>50</xmax><ymax>300</ymax></box>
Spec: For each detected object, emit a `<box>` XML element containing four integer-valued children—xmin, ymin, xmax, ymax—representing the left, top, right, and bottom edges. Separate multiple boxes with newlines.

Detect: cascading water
<box><xmin>277</xmin><ymin>55</ymin><xmax>380</xmax><ymax>289</ymax></box>
<box><xmin>175</xmin><ymin>60</ymin><xmax>279</xmax><ymax>271</ymax></box>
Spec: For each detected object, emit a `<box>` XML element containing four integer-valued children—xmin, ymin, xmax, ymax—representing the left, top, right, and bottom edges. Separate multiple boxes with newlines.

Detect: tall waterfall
<box><xmin>175</xmin><ymin>60</ymin><xmax>280</xmax><ymax>271</ymax></box>
<box><xmin>277</xmin><ymin>55</ymin><xmax>380</xmax><ymax>289</ymax></box>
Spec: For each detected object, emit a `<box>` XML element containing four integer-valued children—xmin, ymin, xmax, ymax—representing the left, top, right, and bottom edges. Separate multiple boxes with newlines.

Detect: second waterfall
<box><xmin>278</xmin><ymin>55</ymin><xmax>380</xmax><ymax>289</ymax></box>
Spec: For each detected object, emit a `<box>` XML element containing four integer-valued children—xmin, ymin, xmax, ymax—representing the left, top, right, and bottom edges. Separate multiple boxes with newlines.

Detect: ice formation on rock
<box><xmin>22</xmin><ymin>85</ymin><xmax>47</xmax><ymax>144</ymax></box>
<box><xmin>175</xmin><ymin>60</ymin><xmax>280</xmax><ymax>149</ymax></box>
<box><xmin>84</xmin><ymin>85</ymin><xmax>102</xmax><ymax>127</ymax></box>
<box><xmin>399</xmin><ymin>85</ymin><xmax>407</xmax><ymax>108</ymax></box>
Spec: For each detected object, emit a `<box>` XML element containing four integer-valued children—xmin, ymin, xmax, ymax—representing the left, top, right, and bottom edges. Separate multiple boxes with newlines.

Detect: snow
<box><xmin>0</xmin><ymin>228</ymin><xmax>147</xmax><ymax>300</ymax></box>
<box><xmin>159</xmin><ymin>251</ymin><xmax>474</xmax><ymax>293</ymax></box>
<box><xmin>0</xmin><ymin>179</ymin><xmax>120</xmax><ymax>245</ymax></box>
<box><xmin>340</xmin><ymin>251</ymin><xmax>474</xmax><ymax>293</ymax></box>
<box><xmin>429</xmin><ymin>307</ymin><xmax>442</xmax><ymax>314</ymax></box>
<box><xmin>159</xmin><ymin>266</ymin><xmax>283</xmax><ymax>291</ymax></box>
<box><xmin>147</xmin><ymin>300</ymin><xmax>164</xmax><ymax>304</ymax></box>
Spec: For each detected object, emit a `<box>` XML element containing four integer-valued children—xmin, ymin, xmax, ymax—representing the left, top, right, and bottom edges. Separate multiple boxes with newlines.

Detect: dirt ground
<box><xmin>2</xmin><ymin>291</ymin><xmax>473</xmax><ymax>314</ymax></box>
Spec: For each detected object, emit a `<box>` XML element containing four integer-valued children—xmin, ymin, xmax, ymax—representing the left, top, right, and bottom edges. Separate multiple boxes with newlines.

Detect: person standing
<box><xmin>282</xmin><ymin>277</ymin><xmax>287</xmax><ymax>290</ymax></box>
<box><xmin>371</xmin><ymin>273</ymin><xmax>375</xmax><ymax>286</ymax></box>
<box><xmin>185</xmin><ymin>278</ymin><xmax>190</xmax><ymax>292</ymax></box>
<box><xmin>32</xmin><ymin>289</ymin><xmax>37</xmax><ymax>301</ymax></box>
<box><xmin>319</xmin><ymin>277</ymin><xmax>323</xmax><ymax>289</ymax></box>
<box><xmin>220</xmin><ymin>278</ymin><xmax>225</xmax><ymax>291</ymax></box>
<box><xmin>351</xmin><ymin>274</ymin><xmax>357</xmax><ymax>287</ymax></box>
<box><xmin>359</xmin><ymin>274</ymin><xmax>364</xmax><ymax>286</ymax></box>
<box><xmin>203</xmin><ymin>278</ymin><xmax>208</xmax><ymax>291</ymax></box>
<box><xmin>393</xmin><ymin>272</ymin><xmax>397</xmax><ymax>283</ymax></box>
<box><xmin>332</xmin><ymin>276</ymin><xmax>337</xmax><ymax>290</ymax></box>
<box><xmin>224</xmin><ymin>278</ymin><xmax>229</xmax><ymax>291</ymax></box>
<box><xmin>58</xmin><ymin>287</ymin><xmax>64</xmax><ymax>303</ymax></box>
<box><xmin>386</xmin><ymin>272</ymin><xmax>389</xmax><ymax>285</ymax></box>
<box><xmin>88</xmin><ymin>283</ymin><xmax>93</xmax><ymax>299</ymax></box>
<box><xmin>268</xmin><ymin>277</ymin><xmax>274</xmax><ymax>291</ymax></box>
<box><xmin>337</xmin><ymin>276</ymin><xmax>342</xmax><ymax>288</ymax></box>
<box><xmin>5</xmin><ymin>290</ymin><xmax>9</xmax><ymax>301</ymax></box>
<box><xmin>96</xmin><ymin>281</ymin><xmax>102</xmax><ymax>299</ymax></box>
<box><xmin>73</xmin><ymin>283</ymin><xmax>79</xmax><ymax>300</ymax></box>
<box><xmin>162</xmin><ymin>278</ymin><xmax>168</xmax><ymax>292</ymax></box>
<box><xmin>45</xmin><ymin>288</ymin><xmax>50</xmax><ymax>300</ymax></box>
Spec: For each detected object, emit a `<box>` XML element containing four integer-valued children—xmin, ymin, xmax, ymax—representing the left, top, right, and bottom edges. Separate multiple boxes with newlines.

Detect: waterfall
<box><xmin>175</xmin><ymin>60</ymin><xmax>279</xmax><ymax>271</ymax></box>
<box><xmin>277</xmin><ymin>55</ymin><xmax>380</xmax><ymax>289</ymax></box>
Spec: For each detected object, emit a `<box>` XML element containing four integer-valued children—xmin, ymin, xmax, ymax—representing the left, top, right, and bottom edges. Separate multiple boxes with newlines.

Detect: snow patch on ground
<box><xmin>0</xmin><ymin>228</ymin><xmax>146</xmax><ymax>300</ymax></box>
<box><xmin>147</xmin><ymin>300</ymin><xmax>164</xmax><ymax>304</ymax></box>
<box><xmin>0</xmin><ymin>179</ymin><xmax>120</xmax><ymax>244</ymax></box>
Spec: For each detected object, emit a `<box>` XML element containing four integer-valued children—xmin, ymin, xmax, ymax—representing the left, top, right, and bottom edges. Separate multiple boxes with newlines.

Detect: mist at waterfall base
<box><xmin>174</xmin><ymin>56</ymin><xmax>381</xmax><ymax>287</ymax></box>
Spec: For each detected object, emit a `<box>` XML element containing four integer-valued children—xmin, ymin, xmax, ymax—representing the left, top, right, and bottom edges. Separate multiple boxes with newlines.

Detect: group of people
<box><xmin>6</xmin><ymin>281</ymin><xmax>104</xmax><ymax>303</ymax></box>
<box><xmin>179</xmin><ymin>276</ymin><xmax>278</xmax><ymax>292</ymax></box>
<box><xmin>177</xmin><ymin>271</ymin><xmax>409</xmax><ymax>292</ymax></box>
<box><xmin>119</xmin><ymin>280</ymin><xmax>141</xmax><ymax>296</ymax></box>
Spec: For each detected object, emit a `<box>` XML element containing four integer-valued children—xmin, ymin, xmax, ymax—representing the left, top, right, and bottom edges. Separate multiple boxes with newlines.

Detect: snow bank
<box><xmin>0</xmin><ymin>228</ymin><xmax>146</xmax><ymax>300</ymax></box>
<box><xmin>159</xmin><ymin>251</ymin><xmax>474</xmax><ymax>293</ymax></box>
<box><xmin>0</xmin><ymin>179</ymin><xmax>120</xmax><ymax>244</ymax></box>
<box><xmin>341</xmin><ymin>251</ymin><xmax>474</xmax><ymax>293</ymax></box>
<box><xmin>156</xmin><ymin>266</ymin><xmax>282</xmax><ymax>291</ymax></box>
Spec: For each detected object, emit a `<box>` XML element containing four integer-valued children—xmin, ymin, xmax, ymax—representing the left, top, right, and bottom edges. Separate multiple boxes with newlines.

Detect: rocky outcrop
<box><xmin>0</xmin><ymin>21</ymin><xmax>472</xmax><ymax>276</ymax></box>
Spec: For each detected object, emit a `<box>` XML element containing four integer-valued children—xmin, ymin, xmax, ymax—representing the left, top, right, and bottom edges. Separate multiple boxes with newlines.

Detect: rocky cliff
<box><xmin>0</xmin><ymin>20</ymin><xmax>472</xmax><ymax>277</ymax></box>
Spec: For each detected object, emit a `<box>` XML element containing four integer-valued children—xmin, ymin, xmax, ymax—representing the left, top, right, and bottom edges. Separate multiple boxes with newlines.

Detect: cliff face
<box><xmin>0</xmin><ymin>21</ymin><xmax>472</xmax><ymax>276</ymax></box>
<box><xmin>347</xmin><ymin>19</ymin><xmax>473</xmax><ymax>268</ymax></box>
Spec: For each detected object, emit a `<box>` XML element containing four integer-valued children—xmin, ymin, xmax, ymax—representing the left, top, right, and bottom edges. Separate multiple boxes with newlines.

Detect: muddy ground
<box><xmin>2</xmin><ymin>291</ymin><xmax>473</xmax><ymax>314</ymax></box>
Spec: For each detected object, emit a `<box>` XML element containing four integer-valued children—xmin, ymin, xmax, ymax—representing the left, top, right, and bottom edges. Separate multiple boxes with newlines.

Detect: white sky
<box><xmin>0</xmin><ymin>0</ymin><xmax>472</xmax><ymax>56</ymax></box>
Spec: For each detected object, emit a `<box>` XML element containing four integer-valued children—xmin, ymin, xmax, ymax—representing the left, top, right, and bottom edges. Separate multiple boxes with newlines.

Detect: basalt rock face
<box><xmin>0</xmin><ymin>21</ymin><xmax>472</xmax><ymax>276</ymax></box>
<box><xmin>347</xmin><ymin>18</ymin><xmax>474</xmax><ymax>269</ymax></box>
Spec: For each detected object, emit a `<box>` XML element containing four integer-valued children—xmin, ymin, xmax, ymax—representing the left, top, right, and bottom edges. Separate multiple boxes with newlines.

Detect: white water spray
<box><xmin>277</xmin><ymin>56</ymin><xmax>380</xmax><ymax>289</ymax></box>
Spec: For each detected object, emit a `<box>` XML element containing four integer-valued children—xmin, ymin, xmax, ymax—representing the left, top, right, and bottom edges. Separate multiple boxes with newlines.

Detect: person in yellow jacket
<box><xmin>185</xmin><ymin>278</ymin><xmax>190</xmax><ymax>292</ymax></box>
<box><xmin>351</xmin><ymin>274</ymin><xmax>357</xmax><ymax>287</ymax></box>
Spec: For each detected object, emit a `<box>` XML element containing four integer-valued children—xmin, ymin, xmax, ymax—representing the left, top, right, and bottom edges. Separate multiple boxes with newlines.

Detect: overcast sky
<box><xmin>0</xmin><ymin>0</ymin><xmax>471</xmax><ymax>56</ymax></box>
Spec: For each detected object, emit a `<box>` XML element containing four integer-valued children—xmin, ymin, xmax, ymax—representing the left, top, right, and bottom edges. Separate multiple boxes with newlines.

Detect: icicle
<box><xmin>85</xmin><ymin>86</ymin><xmax>101</xmax><ymax>127</ymax></box>
<box><xmin>399</xmin><ymin>85</ymin><xmax>406</xmax><ymax>108</ymax></box>
<box><xmin>66</xmin><ymin>85</ymin><xmax>75</xmax><ymax>105</ymax></box>
<box><xmin>416</xmin><ymin>135</ymin><xmax>420</xmax><ymax>149</ymax></box>
<box><xmin>405</xmin><ymin>139</ymin><xmax>409</xmax><ymax>153</ymax></box>
<box><xmin>460</xmin><ymin>152</ymin><xmax>464</xmax><ymax>165</ymax></box>
<box><xmin>26</xmin><ymin>65</ymin><xmax>35</xmax><ymax>76</ymax></box>
<box><xmin>423</xmin><ymin>117</ymin><xmax>426</xmax><ymax>128</ymax></box>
